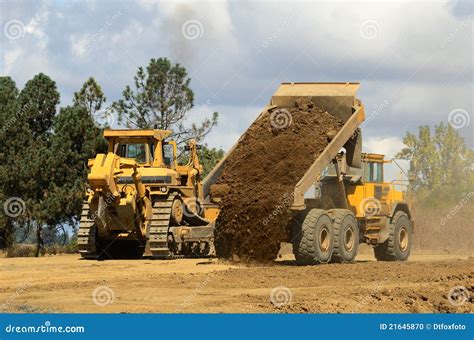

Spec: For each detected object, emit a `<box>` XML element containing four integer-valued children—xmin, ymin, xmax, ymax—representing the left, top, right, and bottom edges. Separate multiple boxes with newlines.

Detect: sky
<box><xmin>1</xmin><ymin>0</ymin><xmax>473</xmax><ymax>180</ymax></box>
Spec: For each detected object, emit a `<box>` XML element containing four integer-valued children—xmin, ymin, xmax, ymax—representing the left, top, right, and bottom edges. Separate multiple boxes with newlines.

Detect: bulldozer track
<box><xmin>77</xmin><ymin>201</ymin><xmax>97</xmax><ymax>259</ymax></box>
<box><xmin>148</xmin><ymin>192</ymin><xmax>178</xmax><ymax>258</ymax></box>
<box><xmin>77</xmin><ymin>194</ymin><xmax>212</xmax><ymax>260</ymax></box>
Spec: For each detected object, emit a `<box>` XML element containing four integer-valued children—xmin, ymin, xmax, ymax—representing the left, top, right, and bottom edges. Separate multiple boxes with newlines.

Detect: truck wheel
<box><xmin>330</xmin><ymin>209</ymin><xmax>359</xmax><ymax>263</ymax></box>
<box><xmin>292</xmin><ymin>209</ymin><xmax>333</xmax><ymax>265</ymax></box>
<box><xmin>374</xmin><ymin>211</ymin><xmax>412</xmax><ymax>261</ymax></box>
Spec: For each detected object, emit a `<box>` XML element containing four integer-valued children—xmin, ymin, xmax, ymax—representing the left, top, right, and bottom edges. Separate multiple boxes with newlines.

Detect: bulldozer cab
<box><xmin>116</xmin><ymin>142</ymin><xmax>150</xmax><ymax>164</ymax></box>
<box><xmin>104</xmin><ymin>129</ymin><xmax>178</xmax><ymax>168</ymax></box>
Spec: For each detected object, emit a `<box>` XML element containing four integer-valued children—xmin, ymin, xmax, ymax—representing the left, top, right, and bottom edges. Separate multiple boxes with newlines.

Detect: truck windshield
<box><xmin>118</xmin><ymin>144</ymin><xmax>147</xmax><ymax>163</ymax></box>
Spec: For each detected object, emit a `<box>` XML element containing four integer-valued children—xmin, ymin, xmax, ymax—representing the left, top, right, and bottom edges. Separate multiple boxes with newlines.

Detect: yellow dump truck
<box><xmin>204</xmin><ymin>82</ymin><xmax>413</xmax><ymax>264</ymax></box>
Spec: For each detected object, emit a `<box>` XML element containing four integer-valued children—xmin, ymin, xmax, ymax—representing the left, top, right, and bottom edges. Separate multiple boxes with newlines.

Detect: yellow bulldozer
<box><xmin>78</xmin><ymin>129</ymin><xmax>219</xmax><ymax>259</ymax></box>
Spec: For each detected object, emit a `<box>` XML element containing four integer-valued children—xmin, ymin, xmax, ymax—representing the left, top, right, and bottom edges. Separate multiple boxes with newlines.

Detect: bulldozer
<box><xmin>204</xmin><ymin>82</ymin><xmax>414</xmax><ymax>263</ymax></box>
<box><xmin>78</xmin><ymin>129</ymin><xmax>219</xmax><ymax>259</ymax></box>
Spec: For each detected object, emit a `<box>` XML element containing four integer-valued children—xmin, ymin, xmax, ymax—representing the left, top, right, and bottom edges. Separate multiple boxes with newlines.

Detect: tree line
<box><xmin>396</xmin><ymin>123</ymin><xmax>473</xmax><ymax>206</ymax></box>
<box><xmin>0</xmin><ymin>57</ymin><xmax>224</xmax><ymax>255</ymax></box>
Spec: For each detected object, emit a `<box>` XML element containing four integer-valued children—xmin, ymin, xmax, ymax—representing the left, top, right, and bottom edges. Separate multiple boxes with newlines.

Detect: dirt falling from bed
<box><xmin>212</xmin><ymin>98</ymin><xmax>344</xmax><ymax>263</ymax></box>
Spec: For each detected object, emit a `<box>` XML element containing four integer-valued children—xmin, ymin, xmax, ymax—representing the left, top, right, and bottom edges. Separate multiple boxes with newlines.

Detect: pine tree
<box><xmin>73</xmin><ymin>77</ymin><xmax>107</xmax><ymax>118</ymax></box>
<box><xmin>0</xmin><ymin>77</ymin><xmax>22</xmax><ymax>248</ymax></box>
<box><xmin>18</xmin><ymin>73</ymin><xmax>60</xmax><ymax>139</ymax></box>
<box><xmin>1</xmin><ymin>74</ymin><xmax>108</xmax><ymax>255</ymax></box>
<box><xmin>113</xmin><ymin>57</ymin><xmax>218</xmax><ymax>146</ymax></box>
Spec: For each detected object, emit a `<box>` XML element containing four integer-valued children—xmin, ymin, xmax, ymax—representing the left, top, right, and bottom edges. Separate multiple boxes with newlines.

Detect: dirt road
<box><xmin>0</xmin><ymin>251</ymin><xmax>472</xmax><ymax>313</ymax></box>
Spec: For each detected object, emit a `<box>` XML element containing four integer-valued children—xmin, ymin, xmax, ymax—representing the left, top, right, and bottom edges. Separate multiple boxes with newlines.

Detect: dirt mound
<box><xmin>213</xmin><ymin>98</ymin><xmax>344</xmax><ymax>262</ymax></box>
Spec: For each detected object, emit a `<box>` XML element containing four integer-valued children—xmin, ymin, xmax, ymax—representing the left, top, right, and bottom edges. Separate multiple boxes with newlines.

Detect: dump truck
<box><xmin>204</xmin><ymin>82</ymin><xmax>413</xmax><ymax>263</ymax></box>
<box><xmin>78</xmin><ymin>130</ymin><xmax>219</xmax><ymax>259</ymax></box>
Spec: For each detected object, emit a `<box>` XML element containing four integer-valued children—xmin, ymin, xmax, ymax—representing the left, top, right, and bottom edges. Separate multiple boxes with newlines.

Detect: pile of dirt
<box><xmin>213</xmin><ymin>98</ymin><xmax>344</xmax><ymax>262</ymax></box>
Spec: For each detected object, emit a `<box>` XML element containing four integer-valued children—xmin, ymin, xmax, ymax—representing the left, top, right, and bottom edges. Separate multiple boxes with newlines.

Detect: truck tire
<box><xmin>330</xmin><ymin>209</ymin><xmax>359</xmax><ymax>263</ymax></box>
<box><xmin>292</xmin><ymin>209</ymin><xmax>333</xmax><ymax>265</ymax></box>
<box><xmin>374</xmin><ymin>211</ymin><xmax>412</xmax><ymax>261</ymax></box>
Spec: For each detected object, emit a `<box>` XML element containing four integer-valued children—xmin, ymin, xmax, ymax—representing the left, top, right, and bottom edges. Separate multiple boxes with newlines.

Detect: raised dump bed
<box><xmin>204</xmin><ymin>82</ymin><xmax>365</xmax><ymax>210</ymax></box>
<box><xmin>204</xmin><ymin>82</ymin><xmax>366</xmax><ymax>262</ymax></box>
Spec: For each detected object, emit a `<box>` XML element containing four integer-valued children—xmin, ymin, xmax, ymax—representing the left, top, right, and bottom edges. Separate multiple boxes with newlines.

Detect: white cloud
<box><xmin>247</xmin><ymin>0</ymin><xmax>470</xmax><ymax>73</ymax></box>
<box><xmin>363</xmin><ymin>136</ymin><xmax>405</xmax><ymax>158</ymax></box>
<box><xmin>2</xmin><ymin>0</ymin><xmax>471</xmax><ymax>148</ymax></box>
<box><xmin>70</xmin><ymin>34</ymin><xmax>92</xmax><ymax>58</ymax></box>
<box><xmin>4</xmin><ymin>48</ymin><xmax>24</xmax><ymax>74</ymax></box>
<box><xmin>111</xmin><ymin>20</ymin><xmax>143</xmax><ymax>45</ymax></box>
<box><xmin>23</xmin><ymin>5</ymin><xmax>49</xmax><ymax>49</ymax></box>
<box><xmin>199</xmin><ymin>105</ymin><xmax>262</xmax><ymax>150</ymax></box>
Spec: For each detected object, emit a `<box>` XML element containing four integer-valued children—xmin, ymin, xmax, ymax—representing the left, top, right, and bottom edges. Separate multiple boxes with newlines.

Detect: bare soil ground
<box><xmin>0</xmin><ymin>250</ymin><xmax>472</xmax><ymax>313</ymax></box>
